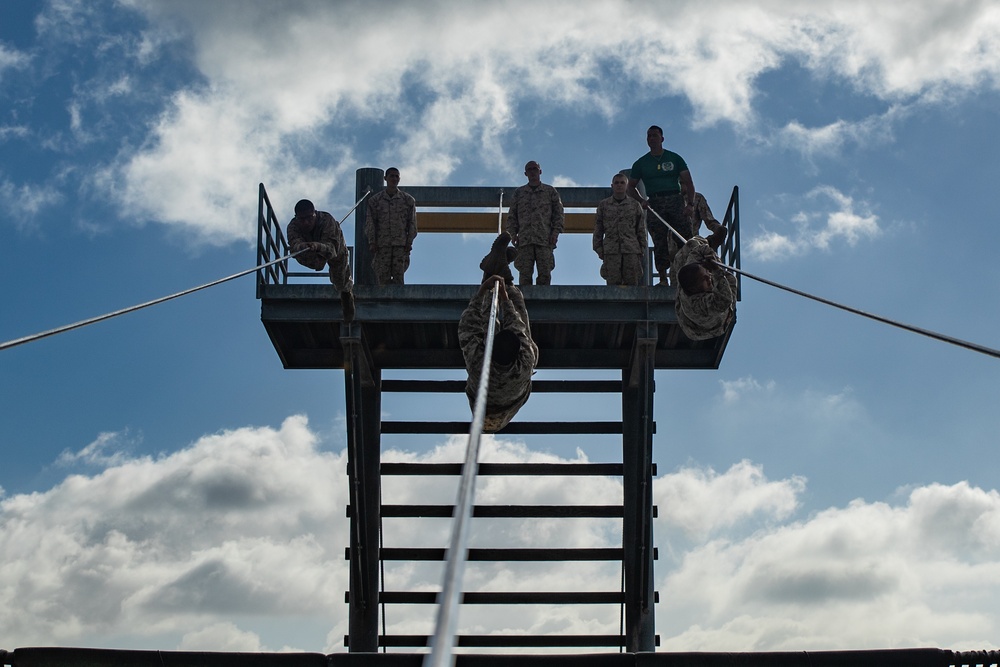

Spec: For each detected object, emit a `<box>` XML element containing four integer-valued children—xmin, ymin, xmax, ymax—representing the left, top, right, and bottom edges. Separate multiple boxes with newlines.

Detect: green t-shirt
<box><xmin>630</xmin><ymin>150</ymin><xmax>688</xmax><ymax>196</ymax></box>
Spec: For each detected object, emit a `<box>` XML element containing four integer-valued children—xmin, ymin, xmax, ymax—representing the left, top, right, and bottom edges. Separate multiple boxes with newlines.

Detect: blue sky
<box><xmin>2</xmin><ymin>0</ymin><xmax>1000</xmax><ymax>655</ymax></box>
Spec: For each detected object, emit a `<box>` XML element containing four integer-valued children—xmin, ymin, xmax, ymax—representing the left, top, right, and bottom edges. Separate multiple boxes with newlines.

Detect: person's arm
<box><xmin>365</xmin><ymin>198</ymin><xmax>378</xmax><ymax>254</ymax></box>
<box><xmin>680</xmin><ymin>170</ymin><xmax>695</xmax><ymax>212</ymax></box>
<box><xmin>286</xmin><ymin>221</ymin><xmax>307</xmax><ymax>252</ymax></box>
<box><xmin>405</xmin><ymin>194</ymin><xmax>417</xmax><ymax>250</ymax></box>
<box><xmin>627</xmin><ymin>177</ymin><xmax>648</xmax><ymax>209</ymax></box>
<box><xmin>549</xmin><ymin>188</ymin><xmax>564</xmax><ymax>246</ymax></box>
<box><xmin>505</xmin><ymin>190</ymin><xmax>520</xmax><ymax>246</ymax></box>
<box><xmin>593</xmin><ymin>201</ymin><xmax>605</xmax><ymax>258</ymax></box>
<box><xmin>634</xmin><ymin>201</ymin><xmax>646</xmax><ymax>248</ymax></box>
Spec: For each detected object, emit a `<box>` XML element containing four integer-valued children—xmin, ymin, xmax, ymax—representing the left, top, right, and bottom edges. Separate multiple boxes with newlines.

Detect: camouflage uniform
<box><xmin>673</xmin><ymin>236</ymin><xmax>737</xmax><ymax>340</ymax></box>
<box><xmin>648</xmin><ymin>193</ymin><xmax>692</xmax><ymax>283</ymax></box>
<box><xmin>692</xmin><ymin>192</ymin><xmax>719</xmax><ymax>235</ymax></box>
<box><xmin>365</xmin><ymin>188</ymin><xmax>417</xmax><ymax>285</ymax></box>
<box><xmin>505</xmin><ymin>183</ymin><xmax>564</xmax><ymax>285</ymax></box>
<box><xmin>594</xmin><ymin>194</ymin><xmax>646</xmax><ymax>286</ymax></box>
<box><xmin>458</xmin><ymin>285</ymin><xmax>539</xmax><ymax>433</ymax></box>
<box><xmin>287</xmin><ymin>211</ymin><xmax>353</xmax><ymax>293</ymax></box>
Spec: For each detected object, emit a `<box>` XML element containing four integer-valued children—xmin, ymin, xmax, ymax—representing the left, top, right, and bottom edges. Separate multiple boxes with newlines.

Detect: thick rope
<box><xmin>497</xmin><ymin>189</ymin><xmax>504</xmax><ymax>235</ymax></box>
<box><xmin>1</xmin><ymin>191</ymin><xmax>371</xmax><ymax>352</ymax></box>
<box><xmin>424</xmin><ymin>281</ymin><xmax>501</xmax><ymax>667</ymax></box>
<box><xmin>646</xmin><ymin>208</ymin><xmax>1000</xmax><ymax>360</ymax></box>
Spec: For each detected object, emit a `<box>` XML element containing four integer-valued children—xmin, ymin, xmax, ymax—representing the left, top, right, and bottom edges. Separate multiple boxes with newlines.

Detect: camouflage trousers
<box><xmin>600</xmin><ymin>253</ymin><xmax>644</xmax><ymax>286</ymax></box>
<box><xmin>647</xmin><ymin>193</ymin><xmax>692</xmax><ymax>283</ymax></box>
<box><xmin>514</xmin><ymin>243</ymin><xmax>555</xmax><ymax>285</ymax></box>
<box><xmin>372</xmin><ymin>246</ymin><xmax>410</xmax><ymax>285</ymax></box>
<box><xmin>300</xmin><ymin>249</ymin><xmax>352</xmax><ymax>293</ymax></box>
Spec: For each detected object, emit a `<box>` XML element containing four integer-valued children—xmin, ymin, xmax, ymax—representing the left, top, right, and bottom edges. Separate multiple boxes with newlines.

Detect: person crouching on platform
<box><xmin>459</xmin><ymin>233</ymin><xmax>539</xmax><ymax>433</ymax></box>
<box><xmin>286</xmin><ymin>198</ymin><xmax>355</xmax><ymax>322</ymax></box>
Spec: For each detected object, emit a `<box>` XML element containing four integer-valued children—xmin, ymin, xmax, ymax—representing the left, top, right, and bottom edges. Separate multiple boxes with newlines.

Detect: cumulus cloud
<box><xmin>23</xmin><ymin>0</ymin><xmax>991</xmax><ymax>244</ymax></box>
<box><xmin>3</xmin><ymin>416</ymin><xmax>1000</xmax><ymax>653</ymax></box>
<box><xmin>661</xmin><ymin>480</ymin><xmax>1000</xmax><ymax>651</ymax></box>
<box><xmin>748</xmin><ymin>185</ymin><xmax>880</xmax><ymax>260</ymax></box>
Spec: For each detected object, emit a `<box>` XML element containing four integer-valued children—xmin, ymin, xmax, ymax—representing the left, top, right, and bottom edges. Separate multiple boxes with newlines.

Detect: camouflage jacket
<box><xmin>505</xmin><ymin>183</ymin><xmax>565</xmax><ymax>246</ymax></box>
<box><xmin>458</xmin><ymin>287</ymin><xmax>539</xmax><ymax>432</ymax></box>
<box><xmin>286</xmin><ymin>211</ymin><xmax>346</xmax><ymax>271</ymax></box>
<box><xmin>674</xmin><ymin>237</ymin><xmax>737</xmax><ymax>340</ymax></box>
<box><xmin>365</xmin><ymin>189</ymin><xmax>417</xmax><ymax>247</ymax></box>
<box><xmin>594</xmin><ymin>195</ymin><xmax>646</xmax><ymax>256</ymax></box>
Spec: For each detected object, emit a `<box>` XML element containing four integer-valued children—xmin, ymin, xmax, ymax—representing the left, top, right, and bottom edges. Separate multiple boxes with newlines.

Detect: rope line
<box><xmin>645</xmin><ymin>208</ymin><xmax>1000</xmax><ymax>360</ymax></box>
<box><xmin>497</xmin><ymin>189</ymin><xmax>504</xmax><ymax>235</ymax></box>
<box><xmin>424</xmin><ymin>281</ymin><xmax>502</xmax><ymax>667</ymax></box>
<box><xmin>0</xmin><ymin>251</ymin><xmax>304</xmax><ymax>352</ymax></box>
<box><xmin>2</xmin><ymin>191</ymin><xmax>372</xmax><ymax>353</ymax></box>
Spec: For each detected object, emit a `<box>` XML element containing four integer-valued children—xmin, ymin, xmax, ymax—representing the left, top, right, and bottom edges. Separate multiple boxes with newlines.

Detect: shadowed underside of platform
<box><xmin>260</xmin><ymin>283</ymin><xmax>733</xmax><ymax>371</ymax></box>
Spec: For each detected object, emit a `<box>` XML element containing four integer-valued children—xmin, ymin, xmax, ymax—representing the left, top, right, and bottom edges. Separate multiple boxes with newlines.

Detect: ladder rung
<box><xmin>345</xmin><ymin>547</ymin><xmax>658</xmax><ymax>561</ymax></box>
<box><xmin>375</xmin><ymin>591</ymin><xmax>624</xmax><ymax>604</ymax></box>
<box><xmin>376</xmin><ymin>504</ymin><xmax>624</xmax><ymax>518</ymax></box>
<box><xmin>381</xmin><ymin>421</ymin><xmax>626</xmax><ymax>434</ymax></box>
<box><xmin>380</xmin><ymin>379</ymin><xmax>624</xmax><ymax>393</ymax></box>
<box><xmin>374</xmin><ymin>547</ymin><xmax>625</xmax><ymax>561</ymax></box>
<box><xmin>347</xmin><ymin>634</ymin><xmax>661</xmax><ymax>648</ymax></box>
<box><xmin>347</xmin><ymin>505</ymin><xmax>657</xmax><ymax>518</ymax></box>
<box><xmin>380</xmin><ymin>462</ymin><xmax>657</xmax><ymax>476</ymax></box>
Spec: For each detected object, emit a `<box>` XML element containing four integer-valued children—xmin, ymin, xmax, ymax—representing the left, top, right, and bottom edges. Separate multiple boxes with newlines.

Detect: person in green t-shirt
<box><xmin>627</xmin><ymin>125</ymin><xmax>696</xmax><ymax>284</ymax></box>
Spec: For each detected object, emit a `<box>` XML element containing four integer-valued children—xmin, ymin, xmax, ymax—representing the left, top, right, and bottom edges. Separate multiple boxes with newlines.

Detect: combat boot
<box><xmin>341</xmin><ymin>290</ymin><xmax>355</xmax><ymax>323</ymax></box>
<box><xmin>480</xmin><ymin>232</ymin><xmax>516</xmax><ymax>284</ymax></box>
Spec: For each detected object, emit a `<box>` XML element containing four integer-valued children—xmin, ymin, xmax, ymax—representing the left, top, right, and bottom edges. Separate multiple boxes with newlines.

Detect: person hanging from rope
<box><xmin>459</xmin><ymin>232</ymin><xmax>539</xmax><ymax>432</ymax></box>
<box><xmin>286</xmin><ymin>198</ymin><xmax>355</xmax><ymax>322</ymax></box>
<box><xmin>673</xmin><ymin>235</ymin><xmax>737</xmax><ymax>340</ymax></box>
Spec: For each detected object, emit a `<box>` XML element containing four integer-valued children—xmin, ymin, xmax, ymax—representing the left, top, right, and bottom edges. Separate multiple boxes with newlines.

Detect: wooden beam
<box><xmin>416</xmin><ymin>211</ymin><xmax>597</xmax><ymax>233</ymax></box>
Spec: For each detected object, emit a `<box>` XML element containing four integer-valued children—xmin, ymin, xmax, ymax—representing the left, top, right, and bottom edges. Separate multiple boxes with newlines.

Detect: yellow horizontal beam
<box><xmin>416</xmin><ymin>212</ymin><xmax>596</xmax><ymax>234</ymax></box>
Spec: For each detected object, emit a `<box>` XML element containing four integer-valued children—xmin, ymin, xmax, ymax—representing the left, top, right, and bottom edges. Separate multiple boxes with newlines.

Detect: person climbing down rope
<box><xmin>286</xmin><ymin>198</ymin><xmax>355</xmax><ymax>322</ymax></box>
<box><xmin>459</xmin><ymin>233</ymin><xmax>539</xmax><ymax>432</ymax></box>
<box><xmin>674</xmin><ymin>236</ymin><xmax>737</xmax><ymax>340</ymax></box>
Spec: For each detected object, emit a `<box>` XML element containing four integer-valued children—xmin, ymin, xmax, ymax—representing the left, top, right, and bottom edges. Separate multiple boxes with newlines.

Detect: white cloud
<box><xmin>0</xmin><ymin>176</ymin><xmax>64</xmax><ymax>226</ymax></box>
<box><xmin>56</xmin><ymin>430</ymin><xmax>138</xmax><ymax>468</ymax></box>
<box><xmin>660</xmin><ymin>480</ymin><xmax>1000</xmax><ymax>651</ymax></box>
<box><xmin>0</xmin><ymin>43</ymin><xmax>30</xmax><ymax>78</ymax></box>
<box><xmin>56</xmin><ymin>0</ymin><xmax>996</xmax><ymax>244</ymax></box>
<box><xmin>748</xmin><ymin>185</ymin><xmax>880</xmax><ymax>260</ymax></box>
<box><xmin>3</xmin><ymin>416</ymin><xmax>1000</xmax><ymax>653</ymax></box>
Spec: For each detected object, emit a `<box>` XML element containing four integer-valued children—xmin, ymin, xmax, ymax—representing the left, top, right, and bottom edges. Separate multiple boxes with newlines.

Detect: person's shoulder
<box><xmin>316</xmin><ymin>210</ymin><xmax>337</xmax><ymax>223</ymax></box>
<box><xmin>399</xmin><ymin>189</ymin><xmax>416</xmax><ymax>204</ymax></box>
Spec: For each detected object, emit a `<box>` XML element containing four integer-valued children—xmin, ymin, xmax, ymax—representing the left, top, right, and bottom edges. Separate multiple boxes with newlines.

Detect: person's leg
<box><xmin>513</xmin><ymin>245</ymin><xmax>535</xmax><ymax>285</ymax></box>
<box><xmin>535</xmin><ymin>245</ymin><xmax>554</xmax><ymax>285</ymax></box>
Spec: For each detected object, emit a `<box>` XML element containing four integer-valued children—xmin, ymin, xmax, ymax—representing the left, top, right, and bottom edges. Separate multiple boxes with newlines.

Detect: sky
<box><xmin>2</xmin><ymin>0</ymin><xmax>1000</xmax><ymax>656</ymax></box>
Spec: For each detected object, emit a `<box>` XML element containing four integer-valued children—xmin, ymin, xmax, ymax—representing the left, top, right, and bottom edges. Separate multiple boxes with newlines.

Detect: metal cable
<box><xmin>424</xmin><ymin>281</ymin><xmax>502</xmax><ymax>667</ymax></box>
<box><xmin>0</xmin><ymin>251</ymin><xmax>304</xmax><ymax>352</ymax></box>
<box><xmin>646</xmin><ymin>207</ymin><xmax>1000</xmax><ymax>360</ymax></box>
<box><xmin>1</xmin><ymin>191</ymin><xmax>371</xmax><ymax>352</ymax></box>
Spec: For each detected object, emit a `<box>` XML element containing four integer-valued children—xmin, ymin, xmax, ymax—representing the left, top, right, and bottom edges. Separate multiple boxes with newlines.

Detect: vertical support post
<box><xmin>355</xmin><ymin>168</ymin><xmax>385</xmax><ymax>287</ymax></box>
<box><xmin>622</xmin><ymin>322</ymin><xmax>657</xmax><ymax>652</ymax></box>
<box><xmin>345</xmin><ymin>354</ymin><xmax>382</xmax><ymax>651</ymax></box>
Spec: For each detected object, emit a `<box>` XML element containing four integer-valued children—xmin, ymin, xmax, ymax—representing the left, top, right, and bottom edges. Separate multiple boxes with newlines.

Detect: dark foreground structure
<box><xmin>3</xmin><ymin>647</ymin><xmax>999</xmax><ymax>666</ymax></box>
<box><xmin>4</xmin><ymin>170</ymin><xmax>992</xmax><ymax>666</ymax></box>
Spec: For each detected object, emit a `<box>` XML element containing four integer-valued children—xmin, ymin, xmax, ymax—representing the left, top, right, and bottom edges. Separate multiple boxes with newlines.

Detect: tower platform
<box><xmin>259</xmin><ymin>283</ymin><xmax>733</xmax><ymax>371</ymax></box>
